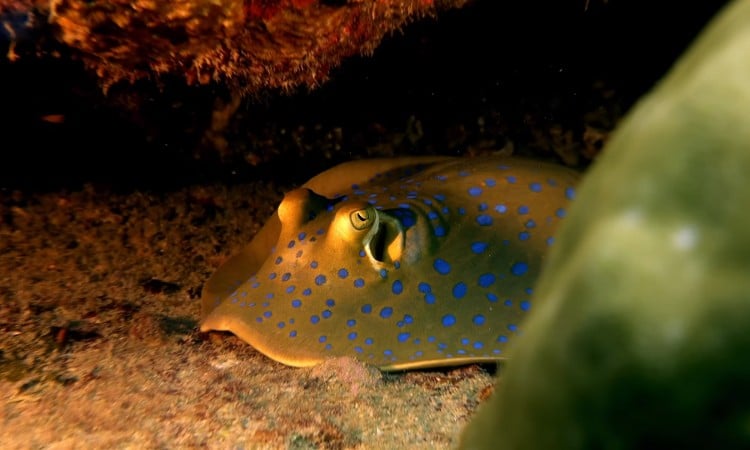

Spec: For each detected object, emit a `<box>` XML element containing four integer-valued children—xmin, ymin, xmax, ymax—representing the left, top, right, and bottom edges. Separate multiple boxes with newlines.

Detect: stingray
<box><xmin>200</xmin><ymin>156</ymin><xmax>579</xmax><ymax>370</ymax></box>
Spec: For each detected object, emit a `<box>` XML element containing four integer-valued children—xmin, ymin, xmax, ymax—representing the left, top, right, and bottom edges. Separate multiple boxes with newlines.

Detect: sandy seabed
<box><xmin>0</xmin><ymin>180</ymin><xmax>495</xmax><ymax>449</ymax></box>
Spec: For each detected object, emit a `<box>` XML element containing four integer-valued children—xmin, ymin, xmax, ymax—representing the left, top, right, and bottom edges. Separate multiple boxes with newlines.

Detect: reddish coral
<box><xmin>0</xmin><ymin>0</ymin><xmax>467</xmax><ymax>93</ymax></box>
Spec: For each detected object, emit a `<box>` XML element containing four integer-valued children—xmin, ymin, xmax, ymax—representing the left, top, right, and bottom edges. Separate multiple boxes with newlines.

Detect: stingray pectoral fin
<box><xmin>302</xmin><ymin>156</ymin><xmax>454</xmax><ymax>197</ymax></box>
<box><xmin>200</xmin><ymin>212</ymin><xmax>282</xmax><ymax>319</ymax></box>
<box><xmin>200</xmin><ymin>305</ymin><xmax>321</xmax><ymax>368</ymax></box>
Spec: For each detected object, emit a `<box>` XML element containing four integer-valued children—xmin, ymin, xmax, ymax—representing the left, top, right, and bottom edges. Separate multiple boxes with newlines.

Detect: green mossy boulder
<box><xmin>459</xmin><ymin>1</ymin><xmax>750</xmax><ymax>448</ymax></box>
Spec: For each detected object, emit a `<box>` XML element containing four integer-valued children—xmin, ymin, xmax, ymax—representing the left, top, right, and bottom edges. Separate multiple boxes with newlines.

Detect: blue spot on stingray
<box><xmin>506</xmin><ymin>175</ymin><xmax>517</xmax><ymax>184</ymax></box>
<box><xmin>452</xmin><ymin>282</ymin><xmax>467</xmax><ymax>299</ymax></box>
<box><xmin>433</xmin><ymin>258</ymin><xmax>451</xmax><ymax>275</ymax></box>
<box><xmin>529</xmin><ymin>182</ymin><xmax>542</xmax><ymax>192</ymax></box>
<box><xmin>478</xmin><ymin>273</ymin><xmax>496</xmax><ymax>288</ymax></box>
<box><xmin>458</xmin><ymin>207</ymin><xmax>466</xmax><ymax>216</ymax></box>
<box><xmin>255</xmin><ymin>317</ymin><xmax>262</xmax><ymax>323</ymax></box>
<box><xmin>394</xmin><ymin>261</ymin><xmax>401</xmax><ymax>269</ymax></box>
<box><xmin>263</xmin><ymin>311</ymin><xmax>272</xmax><ymax>318</ymax></box>
<box><xmin>315</xmin><ymin>275</ymin><xmax>327</xmax><ymax>286</ymax></box>
<box><xmin>436</xmin><ymin>175</ymin><xmax>447</xmax><ymax>182</ymax></box>
<box><xmin>326</xmin><ymin>299</ymin><xmax>335</xmax><ymax>307</ymax></box>
<box><xmin>476</xmin><ymin>215</ymin><xmax>493</xmax><ymax>226</ymax></box>
<box><xmin>403</xmin><ymin>314</ymin><xmax>414</xmax><ymax>324</ymax></box>
<box><xmin>434</xmin><ymin>226</ymin><xmax>446</xmax><ymax>237</ymax></box>
<box><xmin>485</xmin><ymin>178</ymin><xmax>497</xmax><ymax>187</ymax></box>
<box><xmin>337</xmin><ymin>268</ymin><xmax>349</xmax><ymax>279</ymax></box>
<box><xmin>428</xmin><ymin>336</ymin><xmax>436</xmax><ymax>343</ymax></box>
<box><xmin>566</xmin><ymin>186</ymin><xmax>576</xmax><ymax>200</ymax></box>
<box><xmin>354</xmin><ymin>278</ymin><xmax>365</xmax><ymax>288</ymax></box>
<box><xmin>290</xmin><ymin>330</ymin><xmax>298</xmax><ymax>338</ymax></box>
<box><xmin>434</xmin><ymin>193</ymin><xmax>446</xmax><ymax>202</ymax></box>
<box><xmin>286</xmin><ymin>285</ymin><xmax>295</xmax><ymax>294</ymax></box>
<box><xmin>384</xmin><ymin>349</ymin><xmax>393</xmax><ymax>356</ymax></box>
<box><xmin>494</xmin><ymin>204</ymin><xmax>507</xmax><ymax>214</ymax></box>
<box><xmin>487</xmin><ymin>293</ymin><xmax>498</xmax><ymax>303</ymax></box>
<box><xmin>359</xmin><ymin>249</ymin><xmax>366</xmax><ymax>258</ymax></box>
<box><xmin>442</xmin><ymin>314</ymin><xmax>457</xmax><ymax>327</ymax></box>
<box><xmin>380</xmin><ymin>307</ymin><xmax>393</xmax><ymax>319</ymax></box>
<box><xmin>277</xmin><ymin>322</ymin><xmax>285</xmax><ymax>329</ymax></box>
<box><xmin>422</xmin><ymin>198</ymin><xmax>432</xmax><ymax>206</ymax></box>
<box><xmin>322</xmin><ymin>310</ymin><xmax>332</xmax><ymax>319</ymax></box>
<box><xmin>282</xmin><ymin>272</ymin><xmax>291</xmax><ymax>281</ymax></box>
<box><xmin>459</xmin><ymin>170</ymin><xmax>470</xmax><ymax>177</ymax></box>
<box><xmin>497</xmin><ymin>335</ymin><xmax>508</xmax><ymax>343</ymax></box>
<box><xmin>511</xmin><ymin>262</ymin><xmax>529</xmax><ymax>276</ymax></box>
<box><xmin>525</xmin><ymin>287</ymin><xmax>533</xmax><ymax>295</ymax></box>
<box><xmin>546</xmin><ymin>236</ymin><xmax>555</xmax><ymax>246</ymax></box>
<box><xmin>298</xmin><ymin>232</ymin><xmax>307</xmax><ymax>241</ymax></box>
<box><xmin>319</xmin><ymin>336</ymin><xmax>327</xmax><ymax>343</ymax></box>
<box><xmin>525</xmin><ymin>219</ymin><xmax>536</xmax><ymax>228</ymax></box>
<box><xmin>478</xmin><ymin>202</ymin><xmax>488</xmax><ymax>212</ymax></box>
<box><xmin>473</xmin><ymin>341</ymin><xmax>484</xmax><ymax>349</ymax></box>
<box><xmin>461</xmin><ymin>337</ymin><xmax>470</xmax><ymax>346</ymax></box>
<box><xmin>252</xmin><ymin>282</ymin><xmax>260</xmax><ymax>289</ymax></box>
<box><xmin>504</xmin><ymin>299</ymin><xmax>513</xmax><ymax>307</ymax></box>
<box><xmin>471</xmin><ymin>242</ymin><xmax>489</xmax><ymax>254</ymax></box>
<box><xmin>310</xmin><ymin>261</ymin><xmax>318</xmax><ymax>269</ymax></box>
<box><xmin>287</xmin><ymin>240</ymin><xmax>295</xmax><ymax>249</ymax></box>
<box><xmin>398</xmin><ymin>332</ymin><xmax>411</xmax><ymax>343</ymax></box>
<box><xmin>361</xmin><ymin>304</ymin><xmax>372</xmax><ymax>314</ymax></box>
<box><xmin>468</xmin><ymin>187</ymin><xmax>482</xmax><ymax>197</ymax></box>
<box><xmin>302</xmin><ymin>288</ymin><xmax>312</xmax><ymax>296</ymax></box>
<box><xmin>508</xmin><ymin>324</ymin><xmax>519</xmax><ymax>332</ymax></box>
<box><xmin>348</xmin><ymin>332</ymin><xmax>357</xmax><ymax>340</ymax></box>
<box><xmin>275</xmin><ymin>256</ymin><xmax>283</xmax><ymax>265</ymax></box>
<box><xmin>379</xmin><ymin>269</ymin><xmax>388</xmax><ymax>279</ymax></box>
<box><xmin>310</xmin><ymin>315</ymin><xmax>320</xmax><ymax>324</ymax></box>
<box><xmin>265</xmin><ymin>293</ymin><xmax>274</xmax><ymax>300</ymax></box>
<box><xmin>424</xmin><ymin>293</ymin><xmax>436</xmax><ymax>305</ymax></box>
<box><xmin>442</xmin><ymin>206</ymin><xmax>449</xmax><ymax>214</ymax></box>
<box><xmin>316</xmin><ymin>228</ymin><xmax>325</xmax><ymax>235</ymax></box>
<box><xmin>428</xmin><ymin>211</ymin><xmax>438</xmax><ymax>220</ymax></box>
<box><xmin>365</xmin><ymin>338</ymin><xmax>374</xmax><ymax>346</ymax></box>
<box><xmin>519</xmin><ymin>231</ymin><xmax>531</xmax><ymax>241</ymax></box>
<box><xmin>354</xmin><ymin>346</ymin><xmax>363</xmax><ymax>353</ymax></box>
<box><xmin>418</xmin><ymin>282</ymin><xmax>431</xmax><ymax>293</ymax></box>
<box><xmin>520</xmin><ymin>300</ymin><xmax>531</xmax><ymax>311</ymax></box>
<box><xmin>556</xmin><ymin>208</ymin><xmax>566</xmax><ymax>218</ymax></box>
<box><xmin>473</xmin><ymin>314</ymin><xmax>486</xmax><ymax>326</ymax></box>
<box><xmin>269</xmin><ymin>273</ymin><xmax>277</xmax><ymax>280</ymax></box>
<box><xmin>518</xmin><ymin>205</ymin><xmax>529</xmax><ymax>215</ymax></box>
<box><xmin>347</xmin><ymin>319</ymin><xmax>356</xmax><ymax>327</ymax></box>
<box><xmin>392</xmin><ymin>280</ymin><xmax>403</xmax><ymax>295</ymax></box>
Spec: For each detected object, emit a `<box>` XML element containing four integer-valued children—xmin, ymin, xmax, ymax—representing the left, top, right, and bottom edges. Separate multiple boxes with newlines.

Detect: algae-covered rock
<box><xmin>459</xmin><ymin>1</ymin><xmax>750</xmax><ymax>448</ymax></box>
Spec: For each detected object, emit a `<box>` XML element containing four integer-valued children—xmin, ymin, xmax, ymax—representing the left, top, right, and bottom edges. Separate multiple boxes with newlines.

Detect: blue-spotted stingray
<box><xmin>200</xmin><ymin>156</ymin><xmax>579</xmax><ymax>370</ymax></box>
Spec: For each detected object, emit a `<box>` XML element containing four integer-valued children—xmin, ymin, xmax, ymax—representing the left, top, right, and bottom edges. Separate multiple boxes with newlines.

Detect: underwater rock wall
<box><xmin>459</xmin><ymin>0</ymin><xmax>750</xmax><ymax>448</ymax></box>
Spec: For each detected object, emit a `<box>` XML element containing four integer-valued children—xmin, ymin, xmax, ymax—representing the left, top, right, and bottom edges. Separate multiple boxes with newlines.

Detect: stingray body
<box><xmin>201</xmin><ymin>156</ymin><xmax>578</xmax><ymax>370</ymax></box>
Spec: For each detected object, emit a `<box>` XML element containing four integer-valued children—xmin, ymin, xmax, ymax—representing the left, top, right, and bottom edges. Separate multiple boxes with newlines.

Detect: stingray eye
<box><xmin>350</xmin><ymin>208</ymin><xmax>374</xmax><ymax>230</ymax></box>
